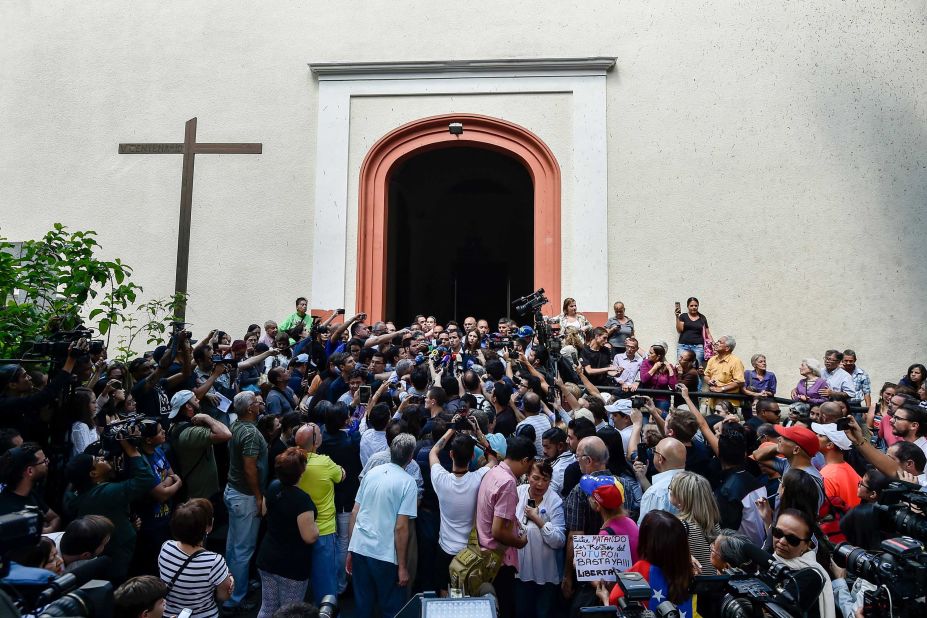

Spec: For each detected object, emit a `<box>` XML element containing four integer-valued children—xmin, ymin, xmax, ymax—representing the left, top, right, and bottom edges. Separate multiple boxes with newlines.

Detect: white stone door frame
<box><xmin>308</xmin><ymin>57</ymin><xmax>614</xmax><ymax>314</ymax></box>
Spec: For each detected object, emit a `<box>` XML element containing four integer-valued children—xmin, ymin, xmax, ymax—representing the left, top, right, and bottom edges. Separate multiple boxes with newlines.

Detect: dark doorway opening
<box><xmin>386</xmin><ymin>147</ymin><xmax>534</xmax><ymax>326</ymax></box>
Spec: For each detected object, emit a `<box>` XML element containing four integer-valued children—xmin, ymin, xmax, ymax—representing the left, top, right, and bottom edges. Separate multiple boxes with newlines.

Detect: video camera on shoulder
<box><xmin>831</xmin><ymin>481</ymin><xmax>927</xmax><ymax>617</ymax></box>
<box><xmin>580</xmin><ymin>571</ymin><xmax>678</xmax><ymax>618</ymax></box>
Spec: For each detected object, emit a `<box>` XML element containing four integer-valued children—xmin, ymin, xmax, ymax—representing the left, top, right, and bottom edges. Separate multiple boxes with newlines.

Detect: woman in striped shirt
<box><xmin>158</xmin><ymin>498</ymin><xmax>233</xmax><ymax>618</ymax></box>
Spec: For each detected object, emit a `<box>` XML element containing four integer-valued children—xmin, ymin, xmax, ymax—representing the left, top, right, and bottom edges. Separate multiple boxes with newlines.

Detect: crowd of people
<box><xmin>1</xmin><ymin>294</ymin><xmax>926</xmax><ymax>618</ymax></box>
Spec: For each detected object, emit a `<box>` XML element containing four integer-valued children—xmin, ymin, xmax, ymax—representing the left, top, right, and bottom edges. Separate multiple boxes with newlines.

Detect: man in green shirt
<box><xmin>167</xmin><ymin>390</ymin><xmax>231</xmax><ymax>500</ymax></box>
<box><xmin>223</xmin><ymin>391</ymin><xmax>268</xmax><ymax>612</ymax></box>
<box><xmin>279</xmin><ymin>296</ymin><xmax>313</xmax><ymax>339</ymax></box>
<box><xmin>64</xmin><ymin>437</ymin><xmax>156</xmax><ymax>582</ymax></box>
<box><xmin>295</xmin><ymin>422</ymin><xmax>344</xmax><ymax>605</ymax></box>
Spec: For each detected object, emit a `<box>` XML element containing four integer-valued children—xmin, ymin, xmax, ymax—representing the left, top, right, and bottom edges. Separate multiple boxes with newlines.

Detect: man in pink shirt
<box><xmin>476</xmin><ymin>435</ymin><xmax>536</xmax><ymax>618</ymax></box>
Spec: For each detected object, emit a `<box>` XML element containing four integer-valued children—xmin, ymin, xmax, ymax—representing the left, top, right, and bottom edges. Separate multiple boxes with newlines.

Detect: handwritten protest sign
<box><xmin>573</xmin><ymin>535</ymin><xmax>632</xmax><ymax>581</ymax></box>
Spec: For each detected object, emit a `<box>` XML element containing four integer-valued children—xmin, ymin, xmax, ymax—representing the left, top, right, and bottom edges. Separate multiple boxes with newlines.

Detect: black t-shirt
<box><xmin>132</xmin><ymin>376</ymin><xmax>171</xmax><ymax>417</ymax></box>
<box><xmin>257</xmin><ymin>480</ymin><xmax>317</xmax><ymax>580</ymax></box>
<box><xmin>686</xmin><ymin>441</ymin><xmax>718</xmax><ymax>487</ymax></box>
<box><xmin>561</xmin><ymin>461</ymin><xmax>582</xmax><ymax>498</ymax></box>
<box><xmin>678</xmin><ymin>314</ymin><xmax>707</xmax><ymax>345</ymax></box>
<box><xmin>318</xmin><ymin>430</ymin><xmax>362</xmax><ymax>512</ymax></box>
<box><xmin>580</xmin><ymin>346</ymin><xmax>613</xmax><ymax>386</ymax></box>
<box><xmin>494</xmin><ymin>408</ymin><xmax>517</xmax><ymax>437</ymax></box>
<box><xmin>0</xmin><ymin>489</ymin><xmax>47</xmax><ymax>517</ymax></box>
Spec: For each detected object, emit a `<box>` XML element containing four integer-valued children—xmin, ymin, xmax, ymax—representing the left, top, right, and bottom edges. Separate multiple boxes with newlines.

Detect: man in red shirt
<box><xmin>812</xmin><ymin>422</ymin><xmax>861</xmax><ymax>508</ymax></box>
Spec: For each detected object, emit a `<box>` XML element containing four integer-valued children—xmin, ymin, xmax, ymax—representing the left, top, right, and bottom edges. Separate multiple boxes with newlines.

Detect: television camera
<box><xmin>833</xmin><ymin>482</ymin><xmax>927</xmax><ymax>617</ymax></box>
<box><xmin>0</xmin><ymin>509</ymin><xmax>113</xmax><ymax>617</ymax></box>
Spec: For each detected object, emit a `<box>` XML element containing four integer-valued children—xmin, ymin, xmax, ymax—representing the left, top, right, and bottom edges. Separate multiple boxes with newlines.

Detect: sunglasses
<box><xmin>771</xmin><ymin>527</ymin><xmax>810</xmax><ymax>547</ymax></box>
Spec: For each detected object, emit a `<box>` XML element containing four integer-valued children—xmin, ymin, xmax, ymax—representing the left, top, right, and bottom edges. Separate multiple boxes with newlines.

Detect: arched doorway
<box><xmin>386</xmin><ymin>147</ymin><xmax>534</xmax><ymax>324</ymax></box>
<box><xmin>356</xmin><ymin>113</ymin><xmax>561</xmax><ymax>322</ymax></box>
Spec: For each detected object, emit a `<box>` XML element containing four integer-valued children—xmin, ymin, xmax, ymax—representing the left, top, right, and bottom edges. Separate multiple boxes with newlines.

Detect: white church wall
<box><xmin>0</xmin><ymin>1</ymin><xmax>923</xmax><ymax>386</ymax></box>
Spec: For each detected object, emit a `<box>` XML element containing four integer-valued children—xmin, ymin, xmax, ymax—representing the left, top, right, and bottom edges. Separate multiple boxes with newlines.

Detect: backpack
<box><xmin>448</xmin><ymin>528</ymin><xmax>504</xmax><ymax>595</ymax></box>
<box><xmin>818</xmin><ymin>494</ymin><xmax>848</xmax><ymax>545</ymax></box>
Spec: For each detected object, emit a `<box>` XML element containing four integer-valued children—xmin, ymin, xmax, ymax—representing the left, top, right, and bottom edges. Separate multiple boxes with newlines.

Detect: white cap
<box><xmin>169</xmin><ymin>390</ymin><xmax>195</xmax><ymax>419</ymax></box>
<box><xmin>811</xmin><ymin>422</ymin><xmax>852</xmax><ymax>451</ymax></box>
<box><xmin>605</xmin><ymin>399</ymin><xmax>632</xmax><ymax>415</ymax></box>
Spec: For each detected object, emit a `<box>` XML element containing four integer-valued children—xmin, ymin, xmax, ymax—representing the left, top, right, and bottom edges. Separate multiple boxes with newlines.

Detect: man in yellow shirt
<box><xmin>295</xmin><ymin>423</ymin><xmax>345</xmax><ymax>605</ymax></box>
<box><xmin>703</xmin><ymin>335</ymin><xmax>746</xmax><ymax>409</ymax></box>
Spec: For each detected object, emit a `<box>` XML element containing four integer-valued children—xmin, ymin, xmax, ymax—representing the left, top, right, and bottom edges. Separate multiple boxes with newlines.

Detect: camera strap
<box><xmin>167</xmin><ymin>547</ymin><xmax>206</xmax><ymax>592</ymax></box>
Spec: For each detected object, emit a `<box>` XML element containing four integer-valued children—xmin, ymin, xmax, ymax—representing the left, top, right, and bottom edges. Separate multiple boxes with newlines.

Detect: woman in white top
<box><xmin>515</xmin><ymin>460</ymin><xmax>566</xmax><ymax>618</ymax></box>
<box><xmin>68</xmin><ymin>387</ymin><xmax>99</xmax><ymax>458</ymax></box>
<box><xmin>555</xmin><ymin>297</ymin><xmax>592</xmax><ymax>334</ymax></box>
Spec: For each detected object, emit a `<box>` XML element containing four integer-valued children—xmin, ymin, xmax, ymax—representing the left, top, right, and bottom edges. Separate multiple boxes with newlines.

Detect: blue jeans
<box><xmin>310</xmin><ymin>532</ymin><xmax>338</xmax><ymax>605</ymax></box>
<box><xmin>335</xmin><ymin>512</ymin><xmax>351</xmax><ymax>594</ymax></box>
<box><xmin>224</xmin><ymin>485</ymin><xmax>260</xmax><ymax>606</ymax></box>
<box><xmin>351</xmin><ymin>552</ymin><xmax>407</xmax><ymax>618</ymax></box>
<box><xmin>677</xmin><ymin>343</ymin><xmax>705</xmax><ymax>366</ymax></box>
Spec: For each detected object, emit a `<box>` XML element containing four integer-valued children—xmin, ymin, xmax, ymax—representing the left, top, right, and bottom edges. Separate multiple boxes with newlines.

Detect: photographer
<box><xmin>130</xmin><ymin>332</ymin><xmax>193</xmax><ymax>418</ymax></box>
<box><xmin>191</xmin><ymin>342</ymin><xmax>237</xmax><ymax>425</ymax></box>
<box><xmin>0</xmin><ymin>339</ymin><xmax>87</xmax><ymax>434</ymax></box>
<box><xmin>64</xmin><ymin>434</ymin><xmax>157</xmax><ymax>582</ymax></box>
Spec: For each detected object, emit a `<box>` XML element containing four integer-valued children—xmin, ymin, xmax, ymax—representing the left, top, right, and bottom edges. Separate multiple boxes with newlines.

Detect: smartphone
<box><xmin>675</xmin><ymin>301</ymin><xmax>681</xmax><ymax>313</ymax></box>
<box><xmin>636</xmin><ymin>443</ymin><xmax>648</xmax><ymax>463</ymax></box>
<box><xmin>835</xmin><ymin>417</ymin><xmax>851</xmax><ymax>431</ymax></box>
<box><xmin>359</xmin><ymin>385</ymin><xmax>371</xmax><ymax>404</ymax></box>
<box><xmin>177</xmin><ymin>610</ymin><xmax>193</xmax><ymax>618</ymax></box>
<box><xmin>336</xmin><ymin>308</ymin><xmax>346</xmax><ymax>314</ymax></box>
<box><xmin>523</xmin><ymin>498</ymin><xmax>537</xmax><ymax>525</ymax></box>
<box><xmin>109</xmin><ymin>380</ymin><xmax>122</xmax><ymax>390</ymax></box>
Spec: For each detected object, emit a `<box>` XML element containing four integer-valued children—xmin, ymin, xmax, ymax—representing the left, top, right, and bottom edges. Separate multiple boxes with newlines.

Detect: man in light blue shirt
<box><xmin>612</xmin><ymin>337</ymin><xmax>644</xmax><ymax>391</ymax></box>
<box><xmin>635</xmin><ymin>437</ymin><xmax>686</xmax><ymax>524</ymax></box>
<box><xmin>347</xmin><ymin>433</ymin><xmax>418</xmax><ymax>618</ymax></box>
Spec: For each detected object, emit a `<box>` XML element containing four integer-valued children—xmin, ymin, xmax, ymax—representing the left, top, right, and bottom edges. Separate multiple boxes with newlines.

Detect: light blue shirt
<box><xmin>637</xmin><ymin>468</ymin><xmax>682</xmax><ymax>524</ymax></box>
<box><xmin>348</xmin><ymin>463</ymin><xmax>418</xmax><ymax>564</ymax></box>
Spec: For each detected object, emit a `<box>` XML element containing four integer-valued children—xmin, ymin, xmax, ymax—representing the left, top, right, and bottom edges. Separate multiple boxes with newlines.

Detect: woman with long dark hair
<box><xmin>67</xmin><ymin>387</ymin><xmax>99</xmax><ymax>458</ymax></box>
<box><xmin>899</xmin><ymin>363</ymin><xmax>926</xmax><ymax>395</ymax></box>
<box><xmin>675</xmin><ymin>297</ymin><xmax>712</xmax><ymax>365</ymax></box>
<box><xmin>639</xmin><ymin>344</ymin><xmax>677</xmax><ymax>413</ymax></box>
<box><xmin>600</xmin><ymin>510</ymin><xmax>696</xmax><ymax>614</ymax></box>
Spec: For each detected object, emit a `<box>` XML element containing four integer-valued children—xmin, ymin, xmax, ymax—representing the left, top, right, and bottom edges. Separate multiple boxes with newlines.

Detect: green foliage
<box><xmin>0</xmin><ymin>224</ymin><xmax>142</xmax><ymax>358</ymax></box>
<box><xmin>113</xmin><ymin>293</ymin><xmax>188</xmax><ymax>363</ymax></box>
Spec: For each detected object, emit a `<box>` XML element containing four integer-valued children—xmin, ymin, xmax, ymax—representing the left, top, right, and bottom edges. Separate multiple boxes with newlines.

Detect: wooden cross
<box><xmin>119</xmin><ymin>117</ymin><xmax>262</xmax><ymax>319</ymax></box>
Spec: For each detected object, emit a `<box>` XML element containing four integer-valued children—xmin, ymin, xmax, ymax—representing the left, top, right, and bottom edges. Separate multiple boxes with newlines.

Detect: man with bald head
<box><xmin>562</xmin><ymin>436</ymin><xmax>614</xmax><ymax>609</ymax></box>
<box><xmin>636</xmin><ymin>437</ymin><xmax>686</xmax><ymax>524</ymax></box>
<box><xmin>295</xmin><ymin>423</ymin><xmax>346</xmax><ymax>605</ymax></box>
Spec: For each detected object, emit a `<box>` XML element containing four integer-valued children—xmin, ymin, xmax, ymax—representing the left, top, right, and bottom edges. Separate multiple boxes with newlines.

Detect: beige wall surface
<box><xmin>1</xmin><ymin>1</ymin><xmax>924</xmax><ymax>386</ymax></box>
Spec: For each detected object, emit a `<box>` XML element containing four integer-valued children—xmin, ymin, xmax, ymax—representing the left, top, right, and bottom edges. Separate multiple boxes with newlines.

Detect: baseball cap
<box><xmin>592</xmin><ymin>483</ymin><xmax>625</xmax><ymax>510</ymax></box>
<box><xmin>169</xmin><ymin>390</ymin><xmax>195</xmax><ymax>419</ymax></box>
<box><xmin>811</xmin><ymin>422</ymin><xmax>852</xmax><ymax>451</ymax></box>
<box><xmin>773</xmin><ymin>424</ymin><xmax>820</xmax><ymax>456</ymax></box>
<box><xmin>605</xmin><ymin>399</ymin><xmax>632</xmax><ymax>415</ymax></box>
<box><xmin>517</xmin><ymin>326</ymin><xmax>535</xmax><ymax>338</ymax></box>
<box><xmin>574</xmin><ymin>409</ymin><xmax>596</xmax><ymax>424</ymax></box>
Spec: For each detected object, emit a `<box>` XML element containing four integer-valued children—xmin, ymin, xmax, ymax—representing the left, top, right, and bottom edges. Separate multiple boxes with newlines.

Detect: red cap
<box><xmin>774</xmin><ymin>424</ymin><xmax>820</xmax><ymax>456</ymax></box>
<box><xmin>592</xmin><ymin>482</ymin><xmax>625</xmax><ymax>510</ymax></box>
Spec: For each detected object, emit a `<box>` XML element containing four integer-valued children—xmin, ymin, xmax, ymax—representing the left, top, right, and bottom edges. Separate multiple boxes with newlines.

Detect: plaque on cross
<box><xmin>119</xmin><ymin>117</ymin><xmax>262</xmax><ymax>319</ymax></box>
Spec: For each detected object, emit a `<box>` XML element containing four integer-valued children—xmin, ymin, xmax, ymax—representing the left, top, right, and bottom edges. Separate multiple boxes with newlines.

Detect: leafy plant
<box><xmin>113</xmin><ymin>293</ymin><xmax>188</xmax><ymax>363</ymax></box>
<box><xmin>0</xmin><ymin>224</ymin><xmax>142</xmax><ymax>358</ymax></box>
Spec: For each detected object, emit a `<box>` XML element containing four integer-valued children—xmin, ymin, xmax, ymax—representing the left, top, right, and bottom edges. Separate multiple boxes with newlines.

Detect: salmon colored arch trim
<box><xmin>356</xmin><ymin>113</ymin><xmax>561</xmax><ymax>322</ymax></box>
